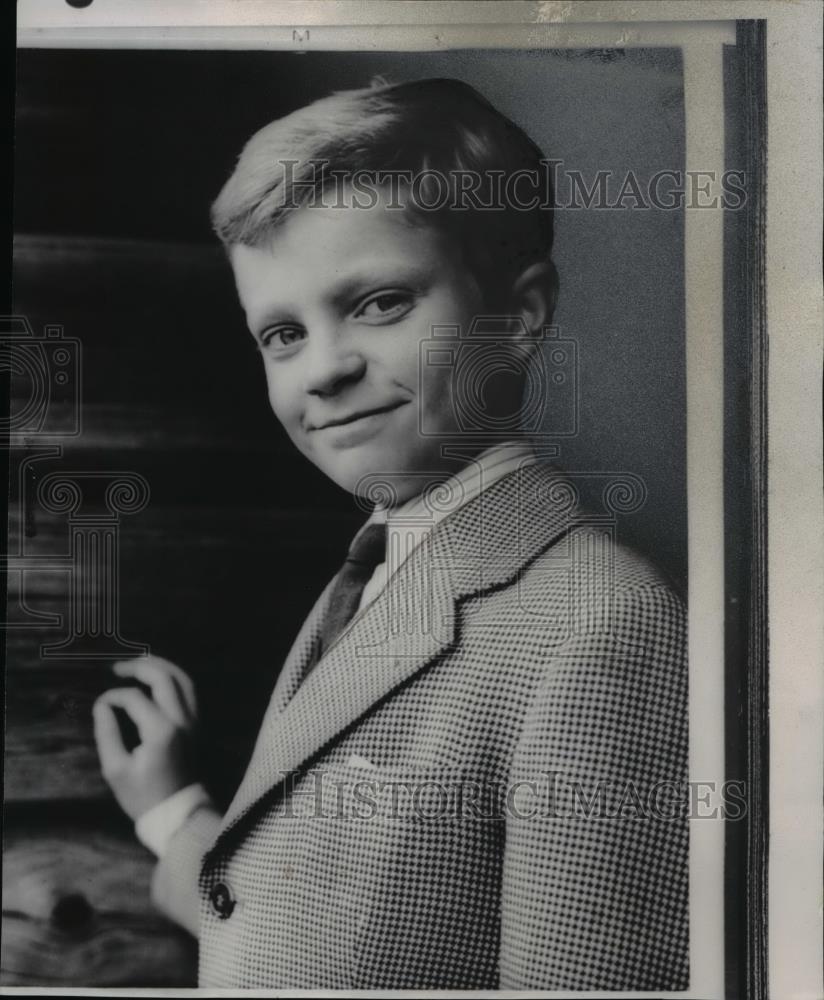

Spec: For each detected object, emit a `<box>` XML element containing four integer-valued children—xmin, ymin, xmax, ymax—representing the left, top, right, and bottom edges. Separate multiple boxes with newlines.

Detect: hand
<box><xmin>93</xmin><ymin>655</ymin><xmax>199</xmax><ymax>821</ymax></box>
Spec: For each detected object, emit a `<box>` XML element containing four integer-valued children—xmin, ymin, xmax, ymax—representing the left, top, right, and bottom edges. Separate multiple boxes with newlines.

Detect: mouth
<box><xmin>313</xmin><ymin>400</ymin><xmax>408</xmax><ymax>430</ymax></box>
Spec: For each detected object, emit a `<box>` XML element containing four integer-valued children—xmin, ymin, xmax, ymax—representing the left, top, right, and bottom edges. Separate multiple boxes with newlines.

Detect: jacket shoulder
<box><xmin>515</xmin><ymin>529</ymin><xmax>686</xmax><ymax>665</ymax></box>
<box><xmin>529</xmin><ymin>525</ymin><xmax>680</xmax><ymax>590</ymax></box>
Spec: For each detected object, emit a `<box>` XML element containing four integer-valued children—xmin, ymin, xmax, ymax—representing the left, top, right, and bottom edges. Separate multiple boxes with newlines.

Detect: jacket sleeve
<box><xmin>499</xmin><ymin>583</ymin><xmax>689</xmax><ymax>991</ymax></box>
<box><xmin>150</xmin><ymin>804</ymin><xmax>223</xmax><ymax>937</ymax></box>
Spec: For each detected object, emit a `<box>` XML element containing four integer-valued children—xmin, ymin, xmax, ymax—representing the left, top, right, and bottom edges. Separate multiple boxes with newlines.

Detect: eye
<box><xmin>260</xmin><ymin>325</ymin><xmax>305</xmax><ymax>350</ymax></box>
<box><xmin>356</xmin><ymin>291</ymin><xmax>414</xmax><ymax>322</ymax></box>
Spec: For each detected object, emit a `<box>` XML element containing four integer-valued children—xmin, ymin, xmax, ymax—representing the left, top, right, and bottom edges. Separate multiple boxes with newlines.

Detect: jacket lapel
<box><xmin>207</xmin><ymin>462</ymin><xmax>578</xmax><ymax>858</ymax></box>
<box><xmin>265</xmin><ymin>575</ymin><xmax>337</xmax><ymax>714</ymax></box>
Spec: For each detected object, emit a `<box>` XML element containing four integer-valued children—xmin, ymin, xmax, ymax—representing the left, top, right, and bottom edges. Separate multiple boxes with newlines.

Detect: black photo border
<box><xmin>723</xmin><ymin>19</ymin><xmax>768</xmax><ymax>1000</ymax></box>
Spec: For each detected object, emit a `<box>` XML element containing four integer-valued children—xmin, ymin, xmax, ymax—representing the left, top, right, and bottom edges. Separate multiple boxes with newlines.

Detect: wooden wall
<box><xmin>3</xmin><ymin>235</ymin><xmax>361</xmax><ymax>986</ymax></box>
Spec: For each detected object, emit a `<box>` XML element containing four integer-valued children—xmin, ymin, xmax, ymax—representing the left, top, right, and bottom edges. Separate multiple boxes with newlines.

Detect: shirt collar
<box><xmin>365</xmin><ymin>441</ymin><xmax>537</xmax><ymax>575</ymax></box>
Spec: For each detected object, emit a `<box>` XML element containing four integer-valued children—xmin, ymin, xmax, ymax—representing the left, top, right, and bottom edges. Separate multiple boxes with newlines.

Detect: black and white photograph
<box><xmin>2</xmin><ymin>2</ymin><xmax>821</xmax><ymax>998</ymax></box>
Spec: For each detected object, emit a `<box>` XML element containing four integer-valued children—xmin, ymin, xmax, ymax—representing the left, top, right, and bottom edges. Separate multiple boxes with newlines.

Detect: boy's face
<box><xmin>230</xmin><ymin>198</ymin><xmax>495</xmax><ymax>501</ymax></box>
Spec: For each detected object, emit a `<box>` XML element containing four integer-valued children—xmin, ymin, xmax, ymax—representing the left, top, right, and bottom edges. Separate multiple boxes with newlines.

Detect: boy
<box><xmin>94</xmin><ymin>78</ymin><xmax>688</xmax><ymax>990</ymax></box>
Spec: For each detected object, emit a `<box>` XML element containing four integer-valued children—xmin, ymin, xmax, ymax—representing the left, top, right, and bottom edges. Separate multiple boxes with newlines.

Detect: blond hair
<box><xmin>212</xmin><ymin>78</ymin><xmax>554</xmax><ymax>303</ymax></box>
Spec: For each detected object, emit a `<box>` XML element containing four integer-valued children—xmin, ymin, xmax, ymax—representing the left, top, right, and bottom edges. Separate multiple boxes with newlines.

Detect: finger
<box><xmin>147</xmin><ymin>656</ymin><xmax>198</xmax><ymax>722</ymax></box>
<box><xmin>113</xmin><ymin>656</ymin><xmax>197</xmax><ymax>719</ymax></box>
<box><xmin>92</xmin><ymin>699</ymin><xmax>130</xmax><ymax>772</ymax></box>
<box><xmin>112</xmin><ymin>660</ymin><xmax>191</xmax><ymax>727</ymax></box>
<box><xmin>95</xmin><ymin>687</ymin><xmax>168</xmax><ymax>742</ymax></box>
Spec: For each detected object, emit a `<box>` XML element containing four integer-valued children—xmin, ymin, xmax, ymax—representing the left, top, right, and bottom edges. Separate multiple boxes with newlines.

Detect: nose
<box><xmin>303</xmin><ymin>329</ymin><xmax>366</xmax><ymax>397</ymax></box>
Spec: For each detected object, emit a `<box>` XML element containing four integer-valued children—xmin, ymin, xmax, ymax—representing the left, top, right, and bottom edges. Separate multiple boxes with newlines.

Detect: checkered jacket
<box><xmin>151</xmin><ymin>463</ymin><xmax>689</xmax><ymax>990</ymax></box>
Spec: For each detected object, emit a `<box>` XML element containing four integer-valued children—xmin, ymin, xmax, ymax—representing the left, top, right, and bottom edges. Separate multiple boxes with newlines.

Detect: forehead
<box><xmin>229</xmin><ymin>202</ymin><xmax>456</xmax><ymax>315</ymax></box>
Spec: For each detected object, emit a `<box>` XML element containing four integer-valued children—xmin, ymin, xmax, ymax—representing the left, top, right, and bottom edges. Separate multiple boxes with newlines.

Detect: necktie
<box><xmin>304</xmin><ymin>522</ymin><xmax>387</xmax><ymax>679</ymax></box>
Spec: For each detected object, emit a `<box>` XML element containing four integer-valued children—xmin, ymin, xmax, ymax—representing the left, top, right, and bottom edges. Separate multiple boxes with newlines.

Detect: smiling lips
<box><xmin>313</xmin><ymin>400</ymin><xmax>407</xmax><ymax>430</ymax></box>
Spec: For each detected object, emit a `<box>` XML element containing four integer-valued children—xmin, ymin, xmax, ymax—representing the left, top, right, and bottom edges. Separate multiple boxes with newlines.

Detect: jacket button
<box><xmin>209</xmin><ymin>881</ymin><xmax>235</xmax><ymax>919</ymax></box>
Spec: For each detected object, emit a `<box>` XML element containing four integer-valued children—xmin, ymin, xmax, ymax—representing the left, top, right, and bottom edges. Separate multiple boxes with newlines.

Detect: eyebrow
<box><xmin>250</xmin><ymin>259</ymin><xmax>433</xmax><ymax>336</ymax></box>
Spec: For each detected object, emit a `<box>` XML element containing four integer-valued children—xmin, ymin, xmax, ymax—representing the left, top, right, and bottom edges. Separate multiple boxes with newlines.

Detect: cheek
<box><xmin>421</xmin><ymin>359</ymin><xmax>456</xmax><ymax>414</ymax></box>
<box><xmin>264</xmin><ymin>367</ymin><xmax>300</xmax><ymax>429</ymax></box>
<box><xmin>376</xmin><ymin>326</ymin><xmax>421</xmax><ymax>388</ymax></box>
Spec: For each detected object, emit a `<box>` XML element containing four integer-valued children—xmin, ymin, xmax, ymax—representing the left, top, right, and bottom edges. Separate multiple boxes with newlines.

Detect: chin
<box><xmin>318</xmin><ymin>449</ymin><xmax>390</xmax><ymax>495</ymax></box>
<box><xmin>320</xmin><ymin>447</ymin><xmax>428</xmax><ymax>506</ymax></box>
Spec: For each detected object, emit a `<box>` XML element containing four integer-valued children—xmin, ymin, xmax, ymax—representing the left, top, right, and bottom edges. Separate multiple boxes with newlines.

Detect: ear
<box><xmin>508</xmin><ymin>260</ymin><xmax>559</xmax><ymax>338</ymax></box>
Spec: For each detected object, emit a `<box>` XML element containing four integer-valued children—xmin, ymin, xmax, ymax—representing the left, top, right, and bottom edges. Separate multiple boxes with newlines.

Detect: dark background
<box><xmin>4</xmin><ymin>47</ymin><xmax>686</xmax><ymax>985</ymax></box>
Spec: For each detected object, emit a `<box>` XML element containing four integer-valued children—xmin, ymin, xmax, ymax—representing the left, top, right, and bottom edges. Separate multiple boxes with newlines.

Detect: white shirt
<box><xmin>136</xmin><ymin>441</ymin><xmax>536</xmax><ymax>857</ymax></box>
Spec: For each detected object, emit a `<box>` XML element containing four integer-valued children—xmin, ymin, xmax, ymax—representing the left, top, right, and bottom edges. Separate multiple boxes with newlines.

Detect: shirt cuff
<box><xmin>135</xmin><ymin>782</ymin><xmax>215</xmax><ymax>858</ymax></box>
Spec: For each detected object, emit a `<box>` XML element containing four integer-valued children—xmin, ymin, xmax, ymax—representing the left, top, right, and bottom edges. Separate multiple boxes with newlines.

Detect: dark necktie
<box><xmin>304</xmin><ymin>522</ymin><xmax>387</xmax><ymax>679</ymax></box>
